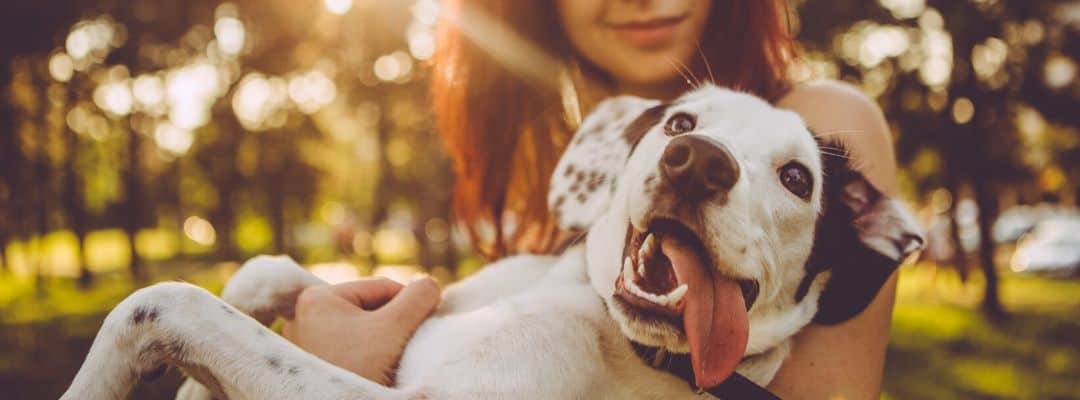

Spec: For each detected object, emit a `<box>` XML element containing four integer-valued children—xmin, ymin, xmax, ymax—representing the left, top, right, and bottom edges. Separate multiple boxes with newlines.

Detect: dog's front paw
<box><xmin>221</xmin><ymin>255</ymin><xmax>325</xmax><ymax>324</ymax></box>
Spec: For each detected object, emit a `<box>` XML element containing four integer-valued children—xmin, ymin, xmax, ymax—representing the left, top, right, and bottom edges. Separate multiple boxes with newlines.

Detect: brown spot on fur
<box><xmin>131</xmin><ymin>305</ymin><xmax>160</xmax><ymax>325</ymax></box>
<box><xmin>623</xmin><ymin>104</ymin><xmax>668</xmax><ymax>148</ymax></box>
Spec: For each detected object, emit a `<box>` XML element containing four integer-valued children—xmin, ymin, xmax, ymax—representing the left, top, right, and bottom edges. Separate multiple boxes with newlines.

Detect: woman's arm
<box><xmin>770</xmin><ymin>81</ymin><xmax>901</xmax><ymax>399</ymax></box>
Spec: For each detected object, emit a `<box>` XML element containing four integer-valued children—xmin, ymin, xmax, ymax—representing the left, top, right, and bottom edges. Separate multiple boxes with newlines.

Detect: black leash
<box><xmin>706</xmin><ymin>372</ymin><xmax>782</xmax><ymax>400</ymax></box>
<box><xmin>631</xmin><ymin>341</ymin><xmax>782</xmax><ymax>400</ymax></box>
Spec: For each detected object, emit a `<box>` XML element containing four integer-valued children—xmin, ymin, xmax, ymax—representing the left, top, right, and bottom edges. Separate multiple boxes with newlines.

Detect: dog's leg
<box><xmin>61</xmin><ymin>282</ymin><xmax>408</xmax><ymax>400</ymax></box>
<box><xmin>176</xmin><ymin>255</ymin><xmax>327</xmax><ymax>399</ymax></box>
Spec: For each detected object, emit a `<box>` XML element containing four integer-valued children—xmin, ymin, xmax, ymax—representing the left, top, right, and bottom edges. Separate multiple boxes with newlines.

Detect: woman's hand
<box><xmin>282</xmin><ymin>277</ymin><xmax>441</xmax><ymax>386</ymax></box>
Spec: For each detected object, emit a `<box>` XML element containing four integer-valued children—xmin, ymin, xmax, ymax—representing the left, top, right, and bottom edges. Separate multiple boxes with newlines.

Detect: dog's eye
<box><xmin>664</xmin><ymin>113</ymin><xmax>695</xmax><ymax>136</ymax></box>
<box><xmin>779</xmin><ymin>162</ymin><xmax>813</xmax><ymax>199</ymax></box>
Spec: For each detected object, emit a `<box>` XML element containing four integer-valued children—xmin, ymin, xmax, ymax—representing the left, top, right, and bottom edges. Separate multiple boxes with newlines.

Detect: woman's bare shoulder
<box><xmin>777</xmin><ymin>80</ymin><xmax>899</xmax><ymax>195</ymax></box>
<box><xmin>766</xmin><ymin>80</ymin><xmax>901</xmax><ymax>399</ymax></box>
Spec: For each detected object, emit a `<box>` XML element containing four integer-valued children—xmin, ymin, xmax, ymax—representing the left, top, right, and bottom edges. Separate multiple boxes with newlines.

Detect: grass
<box><xmin>0</xmin><ymin>263</ymin><xmax>238</xmax><ymax>400</ymax></box>
<box><xmin>884</xmin><ymin>264</ymin><xmax>1080</xmax><ymax>399</ymax></box>
<box><xmin>1</xmin><ymin>258</ymin><xmax>1077</xmax><ymax>399</ymax></box>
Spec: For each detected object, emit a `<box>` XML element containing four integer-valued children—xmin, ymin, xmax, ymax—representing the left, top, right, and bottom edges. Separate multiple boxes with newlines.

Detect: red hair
<box><xmin>432</xmin><ymin>0</ymin><xmax>796</xmax><ymax>259</ymax></box>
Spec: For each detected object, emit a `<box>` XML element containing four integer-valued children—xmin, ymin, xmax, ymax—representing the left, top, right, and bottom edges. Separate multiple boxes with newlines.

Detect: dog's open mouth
<box><xmin>614</xmin><ymin>218</ymin><xmax>759</xmax><ymax>389</ymax></box>
<box><xmin>616</xmin><ymin>219</ymin><xmax>760</xmax><ymax>317</ymax></box>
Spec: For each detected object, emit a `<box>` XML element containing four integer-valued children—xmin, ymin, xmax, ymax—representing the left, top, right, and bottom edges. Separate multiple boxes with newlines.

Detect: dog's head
<box><xmin>549</xmin><ymin>86</ymin><xmax>923</xmax><ymax>388</ymax></box>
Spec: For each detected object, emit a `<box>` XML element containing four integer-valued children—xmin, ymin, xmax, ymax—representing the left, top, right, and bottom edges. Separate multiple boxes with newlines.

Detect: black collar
<box><xmin>629</xmin><ymin>341</ymin><xmax>782</xmax><ymax>400</ymax></box>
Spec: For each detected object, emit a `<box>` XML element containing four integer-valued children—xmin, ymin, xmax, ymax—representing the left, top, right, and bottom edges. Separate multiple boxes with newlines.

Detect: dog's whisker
<box><xmin>818</xmin><ymin>148</ymin><xmax>848</xmax><ymax>155</ymax></box>
<box><xmin>819</xmin><ymin>151</ymin><xmax>851</xmax><ymax>159</ymax></box>
<box><xmin>695</xmin><ymin>41</ymin><xmax>717</xmax><ymax>85</ymax></box>
<box><xmin>665</xmin><ymin>58</ymin><xmax>696</xmax><ymax>88</ymax></box>
<box><xmin>816</xmin><ymin>129</ymin><xmax>867</xmax><ymax>138</ymax></box>
<box><xmin>668</xmin><ymin>56</ymin><xmax>702</xmax><ymax>88</ymax></box>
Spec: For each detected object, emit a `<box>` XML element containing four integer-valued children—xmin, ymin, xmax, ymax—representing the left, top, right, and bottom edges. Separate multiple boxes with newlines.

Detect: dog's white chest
<box><xmin>391</xmin><ymin>251</ymin><xmax>700</xmax><ymax>399</ymax></box>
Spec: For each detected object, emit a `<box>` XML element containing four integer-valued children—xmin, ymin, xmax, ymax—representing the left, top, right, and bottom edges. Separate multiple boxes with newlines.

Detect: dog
<box><xmin>61</xmin><ymin>85</ymin><xmax>923</xmax><ymax>399</ymax></box>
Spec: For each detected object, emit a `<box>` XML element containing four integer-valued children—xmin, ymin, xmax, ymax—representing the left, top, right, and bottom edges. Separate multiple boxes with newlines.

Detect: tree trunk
<box><xmin>0</xmin><ymin>65</ymin><xmax>13</xmax><ymax>273</ymax></box>
<box><xmin>32</xmin><ymin>142</ymin><xmax>50</xmax><ymax>295</ymax></box>
<box><xmin>212</xmin><ymin>117</ymin><xmax>243</xmax><ymax>260</ymax></box>
<box><xmin>64</xmin><ymin>129</ymin><xmax>92</xmax><ymax>288</ymax></box>
<box><xmin>944</xmin><ymin>170</ymin><xmax>968</xmax><ymax>281</ymax></box>
<box><xmin>125</xmin><ymin>129</ymin><xmax>145</xmax><ymax>283</ymax></box>
<box><xmin>264</xmin><ymin>137</ymin><xmax>287</xmax><ymax>255</ymax></box>
<box><xmin>269</xmin><ymin>180</ymin><xmax>286</xmax><ymax>254</ymax></box>
<box><xmin>972</xmin><ymin>175</ymin><xmax>1004</xmax><ymax>320</ymax></box>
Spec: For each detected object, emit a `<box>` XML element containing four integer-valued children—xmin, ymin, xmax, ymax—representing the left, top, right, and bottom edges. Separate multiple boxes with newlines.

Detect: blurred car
<box><xmin>993</xmin><ymin>204</ymin><xmax>1079</xmax><ymax>244</ymax></box>
<box><xmin>1010</xmin><ymin>217</ymin><xmax>1080</xmax><ymax>277</ymax></box>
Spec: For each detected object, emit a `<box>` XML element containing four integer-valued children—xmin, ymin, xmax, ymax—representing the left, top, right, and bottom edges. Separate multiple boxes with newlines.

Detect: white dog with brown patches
<box><xmin>62</xmin><ymin>86</ymin><xmax>922</xmax><ymax>400</ymax></box>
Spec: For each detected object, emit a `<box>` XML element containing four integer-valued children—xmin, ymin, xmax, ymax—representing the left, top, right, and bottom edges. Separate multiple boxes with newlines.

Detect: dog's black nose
<box><xmin>660</xmin><ymin>135</ymin><xmax>739</xmax><ymax>201</ymax></box>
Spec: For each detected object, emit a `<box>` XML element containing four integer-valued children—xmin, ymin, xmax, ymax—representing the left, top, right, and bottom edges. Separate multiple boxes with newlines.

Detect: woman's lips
<box><xmin>609</xmin><ymin>15</ymin><xmax>687</xmax><ymax>49</ymax></box>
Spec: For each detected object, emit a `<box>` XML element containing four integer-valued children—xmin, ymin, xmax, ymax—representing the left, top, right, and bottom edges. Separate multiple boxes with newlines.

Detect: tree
<box><xmin>796</xmin><ymin>0</ymin><xmax>1079</xmax><ymax>318</ymax></box>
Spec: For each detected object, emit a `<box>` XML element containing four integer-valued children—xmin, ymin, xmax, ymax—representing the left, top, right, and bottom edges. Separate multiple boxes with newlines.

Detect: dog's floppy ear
<box><xmin>803</xmin><ymin>139</ymin><xmax>925</xmax><ymax>324</ymax></box>
<box><xmin>548</xmin><ymin>96</ymin><xmax>664</xmax><ymax>230</ymax></box>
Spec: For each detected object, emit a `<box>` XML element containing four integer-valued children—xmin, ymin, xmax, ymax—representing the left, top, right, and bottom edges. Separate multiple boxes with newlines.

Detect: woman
<box><xmin>286</xmin><ymin>1</ymin><xmax>901</xmax><ymax>398</ymax></box>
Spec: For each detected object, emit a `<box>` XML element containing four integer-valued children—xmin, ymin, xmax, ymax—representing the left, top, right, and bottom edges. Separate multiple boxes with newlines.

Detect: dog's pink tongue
<box><xmin>661</xmin><ymin>236</ymin><xmax>749</xmax><ymax>390</ymax></box>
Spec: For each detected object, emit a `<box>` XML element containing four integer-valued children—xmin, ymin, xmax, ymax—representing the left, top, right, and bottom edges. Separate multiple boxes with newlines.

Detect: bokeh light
<box><xmin>412</xmin><ymin>0</ymin><xmax>441</xmax><ymax>26</ymax></box>
<box><xmin>183</xmin><ymin>216</ymin><xmax>217</xmax><ymax>246</ymax></box>
<box><xmin>288</xmin><ymin>69</ymin><xmax>337</xmax><ymax>114</ymax></box>
<box><xmin>408</xmin><ymin>30</ymin><xmax>435</xmax><ymax>60</ymax></box>
<box><xmin>166</xmin><ymin>61</ymin><xmax>224</xmax><ymax>129</ymax></box>
<box><xmin>154</xmin><ymin>121</ymin><xmax>195</xmax><ymax>156</ymax></box>
<box><xmin>214</xmin><ymin>16</ymin><xmax>245</xmax><ymax>56</ymax></box>
<box><xmin>48</xmin><ymin>53</ymin><xmax>74</xmax><ymax>82</ymax></box>
<box><xmin>919</xmin><ymin>29</ymin><xmax>953</xmax><ymax>88</ymax></box>
<box><xmin>93</xmin><ymin>81</ymin><xmax>134</xmax><ymax>117</ymax></box>
<box><xmin>1043</xmin><ymin>54</ymin><xmax>1077</xmax><ymax>90</ymax></box>
<box><xmin>131</xmin><ymin>74</ymin><xmax>166</xmax><ymax>114</ymax></box>
<box><xmin>951</xmin><ymin>97</ymin><xmax>975</xmax><ymax>125</ymax></box>
<box><xmin>878</xmin><ymin>0</ymin><xmax>926</xmax><ymax>20</ymax></box>
<box><xmin>324</xmin><ymin>0</ymin><xmax>352</xmax><ymax>15</ymax></box>
<box><xmin>373</xmin><ymin>51</ymin><xmax>414</xmax><ymax>82</ymax></box>
<box><xmin>232</xmin><ymin>72</ymin><xmax>289</xmax><ymax>131</ymax></box>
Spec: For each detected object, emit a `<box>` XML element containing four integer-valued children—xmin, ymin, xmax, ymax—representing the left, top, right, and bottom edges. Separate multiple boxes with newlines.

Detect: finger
<box><xmin>380</xmin><ymin>277</ymin><xmax>441</xmax><ymax>330</ymax></box>
<box><xmin>281</xmin><ymin>319</ymin><xmax>296</xmax><ymax>341</ymax></box>
<box><xmin>330</xmin><ymin>278</ymin><xmax>406</xmax><ymax>310</ymax></box>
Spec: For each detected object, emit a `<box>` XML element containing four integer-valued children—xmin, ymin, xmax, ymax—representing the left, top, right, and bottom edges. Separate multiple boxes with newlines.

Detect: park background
<box><xmin>2</xmin><ymin>0</ymin><xmax>1079</xmax><ymax>398</ymax></box>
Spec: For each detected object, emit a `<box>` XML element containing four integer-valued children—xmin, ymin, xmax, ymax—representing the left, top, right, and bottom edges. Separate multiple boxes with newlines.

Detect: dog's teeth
<box><xmin>643</xmin><ymin>284</ymin><xmax>688</xmax><ymax>307</ymax></box>
<box><xmin>643</xmin><ymin>234</ymin><xmax>656</xmax><ymax>257</ymax></box>
<box><xmin>623</xmin><ymin>257</ymin><xmax>635</xmax><ymax>282</ymax></box>
<box><xmin>637</xmin><ymin>234</ymin><xmax>656</xmax><ymax>277</ymax></box>
<box><xmin>624</xmin><ymin>275</ymin><xmax>656</xmax><ymax>301</ymax></box>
